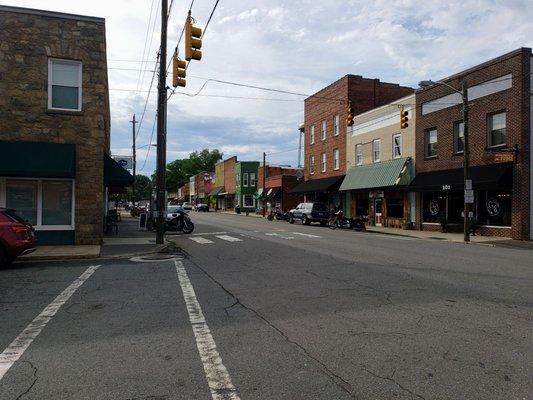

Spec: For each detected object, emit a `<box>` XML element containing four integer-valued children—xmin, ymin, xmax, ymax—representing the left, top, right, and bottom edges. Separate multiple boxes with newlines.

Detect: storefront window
<box><xmin>386</xmin><ymin>198</ymin><xmax>403</xmax><ymax>218</ymax></box>
<box><xmin>42</xmin><ymin>180</ymin><xmax>73</xmax><ymax>225</ymax></box>
<box><xmin>422</xmin><ymin>192</ymin><xmax>446</xmax><ymax>222</ymax></box>
<box><xmin>476</xmin><ymin>190</ymin><xmax>511</xmax><ymax>226</ymax></box>
<box><xmin>447</xmin><ymin>191</ymin><xmax>463</xmax><ymax>223</ymax></box>
<box><xmin>6</xmin><ymin>180</ymin><xmax>38</xmax><ymax>224</ymax></box>
<box><xmin>355</xmin><ymin>198</ymin><xmax>369</xmax><ymax>217</ymax></box>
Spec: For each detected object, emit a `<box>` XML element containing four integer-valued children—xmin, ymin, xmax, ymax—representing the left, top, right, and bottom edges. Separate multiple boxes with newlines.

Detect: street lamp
<box><xmin>418</xmin><ymin>79</ymin><xmax>471</xmax><ymax>242</ymax></box>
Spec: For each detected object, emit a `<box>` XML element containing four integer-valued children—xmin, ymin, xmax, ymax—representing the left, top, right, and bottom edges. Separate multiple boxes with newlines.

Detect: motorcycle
<box><xmin>328</xmin><ymin>210</ymin><xmax>353</xmax><ymax>230</ymax></box>
<box><xmin>165</xmin><ymin>210</ymin><xmax>195</xmax><ymax>234</ymax></box>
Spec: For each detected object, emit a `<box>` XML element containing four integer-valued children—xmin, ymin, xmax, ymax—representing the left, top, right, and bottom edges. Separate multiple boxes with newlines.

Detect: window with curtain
<box><xmin>321</xmin><ymin>153</ymin><xmax>326</xmax><ymax>172</ymax></box>
<box><xmin>333</xmin><ymin>149</ymin><xmax>339</xmax><ymax>170</ymax></box>
<box><xmin>454</xmin><ymin>121</ymin><xmax>464</xmax><ymax>154</ymax></box>
<box><xmin>393</xmin><ymin>134</ymin><xmax>402</xmax><ymax>158</ymax></box>
<box><xmin>372</xmin><ymin>140</ymin><xmax>381</xmax><ymax>163</ymax></box>
<box><xmin>488</xmin><ymin>112</ymin><xmax>506</xmax><ymax>147</ymax></box>
<box><xmin>48</xmin><ymin>59</ymin><xmax>82</xmax><ymax>111</ymax></box>
<box><xmin>425</xmin><ymin>128</ymin><xmax>438</xmax><ymax>158</ymax></box>
<box><xmin>356</xmin><ymin>144</ymin><xmax>363</xmax><ymax>165</ymax></box>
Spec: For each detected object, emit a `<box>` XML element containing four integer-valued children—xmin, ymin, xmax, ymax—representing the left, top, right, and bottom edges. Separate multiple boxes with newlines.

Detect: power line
<box><xmin>138</xmin><ymin>0</ymin><xmax>161</xmax><ymax>93</ymax></box>
<box><xmin>140</xmin><ymin>112</ymin><xmax>158</xmax><ymax>171</ymax></box>
<box><xmin>166</xmin><ymin>0</ymin><xmax>195</xmax><ymax>71</ymax></box>
<box><xmin>135</xmin><ymin>55</ymin><xmax>160</xmax><ymax>141</ymax></box>
<box><xmin>136</xmin><ymin>0</ymin><xmax>156</xmax><ymax>93</ymax></box>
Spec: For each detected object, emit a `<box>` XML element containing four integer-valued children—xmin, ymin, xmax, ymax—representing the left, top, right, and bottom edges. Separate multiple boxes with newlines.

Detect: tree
<box><xmin>128</xmin><ymin>174</ymin><xmax>152</xmax><ymax>201</ymax></box>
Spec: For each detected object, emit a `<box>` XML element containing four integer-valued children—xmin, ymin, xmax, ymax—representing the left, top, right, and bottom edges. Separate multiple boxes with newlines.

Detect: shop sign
<box><xmin>113</xmin><ymin>155</ymin><xmax>133</xmax><ymax>170</ymax></box>
<box><xmin>369</xmin><ymin>190</ymin><xmax>384</xmax><ymax>198</ymax></box>
<box><xmin>486</xmin><ymin>197</ymin><xmax>502</xmax><ymax>216</ymax></box>
<box><xmin>494</xmin><ymin>153</ymin><xmax>515</xmax><ymax>163</ymax></box>
<box><xmin>442</xmin><ymin>185</ymin><xmax>451</xmax><ymax>191</ymax></box>
<box><xmin>464</xmin><ymin>189</ymin><xmax>474</xmax><ymax>204</ymax></box>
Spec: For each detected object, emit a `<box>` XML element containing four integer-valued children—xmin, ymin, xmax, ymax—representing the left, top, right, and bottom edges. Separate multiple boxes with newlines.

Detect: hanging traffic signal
<box><xmin>185</xmin><ymin>16</ymin><xmax>202</xmax><ymax>61</ymax></box>
<box><xmin>400</xmin><ymin>108</ymin><xmax>409</xmax><ymax>129</ymax></box>
<box><xmin>346</xmin><ymin>101</ymin><xmax>354</xmax><ymax>126</ymax></box>
<box><xmin>172</xmin><ymin>51</ymin><xmax>186</xmax><ymax>87</ymax></box>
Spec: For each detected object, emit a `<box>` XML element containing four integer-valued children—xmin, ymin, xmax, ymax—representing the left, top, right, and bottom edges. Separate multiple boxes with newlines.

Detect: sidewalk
<box><xmin>220</xmin><ymin>210</ymin><xmax>264</xmax><ymax>218</ymax></box>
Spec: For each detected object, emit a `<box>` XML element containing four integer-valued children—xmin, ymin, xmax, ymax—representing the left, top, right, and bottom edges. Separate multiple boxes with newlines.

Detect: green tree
<box><xmin>128</xmin><ymin>174</ymin><xmax>153</xmax><ymax>201</ymax></box>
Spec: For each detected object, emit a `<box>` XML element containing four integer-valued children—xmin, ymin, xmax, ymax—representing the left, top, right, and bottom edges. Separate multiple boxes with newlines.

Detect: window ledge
<box><xmin>425</xmin><ymin>156</ymin><xmax>438</xmax><ymax>160</ymax></box>
<box><xmin>486</xmin><ymin>144</ymin><xmax>507</xmax><ymax>150</ymax></box>
<box><xmin>46</xmin><ymin>109</ymin><xmax>83</xmax><ymax>116</ymax></box>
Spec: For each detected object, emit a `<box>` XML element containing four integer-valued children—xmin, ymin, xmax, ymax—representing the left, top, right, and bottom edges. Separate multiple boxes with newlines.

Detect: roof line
<box><xmin>0</xmin><ymin>5</ymin><xmax>105</xmax><ymax>23</ymax></box>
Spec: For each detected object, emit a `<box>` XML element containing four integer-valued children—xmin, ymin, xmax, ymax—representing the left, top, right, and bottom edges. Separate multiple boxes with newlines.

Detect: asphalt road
<box><xmin>1</xmin><ymin>212</ymin><xmax>532</xmax><ymax>399</ymax></box>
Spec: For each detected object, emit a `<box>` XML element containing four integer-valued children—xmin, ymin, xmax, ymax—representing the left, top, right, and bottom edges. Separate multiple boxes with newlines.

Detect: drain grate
<box><xmin>130</xmin><ymin>249</ymin><xmax>186</xmax><ymax>263</ymax></box>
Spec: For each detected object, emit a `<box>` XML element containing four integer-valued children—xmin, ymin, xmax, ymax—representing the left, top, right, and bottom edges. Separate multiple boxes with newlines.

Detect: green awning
<box><xmin>253</xmin><ymin>188</ymin><xmax>264</xmax><ymax>199</ymax></box>
<box><xmin>104</xmin><ymin>153</ymin><xmax>134</xmax><ymax>186</ymax></box>
<box><xmin>339</xmin><ymin>157</ymin><xmax>412</xmax><ymax>191</ymax></box>
<box><xmin>0</xmin><ymin>140</ymin><xmax>75</xmax><ymax>178</ymax></box>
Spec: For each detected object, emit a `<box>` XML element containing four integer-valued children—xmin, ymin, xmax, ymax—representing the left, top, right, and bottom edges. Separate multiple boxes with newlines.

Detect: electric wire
<box><xmin>140</xmin><ymin>112</ymin><xmax>158</xmax><ymax>171</ymax></box>
<box><xmin>136</xmin><ymin>0</ymin><xmax>156</xmax><ymax>93</ymax></box>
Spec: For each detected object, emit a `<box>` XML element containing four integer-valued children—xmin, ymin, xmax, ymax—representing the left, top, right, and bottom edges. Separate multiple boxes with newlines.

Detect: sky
<box><xmin>4</xmin><ymin>0</ymin><xmax>533</xmax><ymax>176</ymax></box>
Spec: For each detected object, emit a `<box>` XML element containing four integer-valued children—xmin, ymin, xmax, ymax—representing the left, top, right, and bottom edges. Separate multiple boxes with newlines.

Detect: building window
<box><xmin>243</xmin><ymin>194</ymin><xmax>255</xmax><ymax>208</ymax></box>
<box><xmin>243</xmin><ymin>173</ymin><xmax>249</xmax><ymax>187</ymax></box>
<box><xmin>309</xmin><ymin>156</ymin><xmax>315</xmax><ymax>175</ymax></box>
<box><xmin>321</xmin><ymin>153</ymin><xmax>326</xmax><ymax>172</ymax></box>
<box><xmin>48</xmin><ymin>58</ymin><xmax>82</xmax><ymax>111</ymax></box>
<box><xmin>372</xmin><ymin>139</ymin><xmax>381</xmax><ymax>163</ymax></box>
<box><xmin>393</xmin><ymin>134</ymin><xmax>402</xmax><ymax>158</ymax></box>
<box><xmin>250</xmin><ymin>173</ymin><xmax>256</xmax><ymax>187</ymax></box>
<box><xmin>321</xmin><ymin>121</ymin><xmax>326</xmax><ymax>140</ymax></box>
<box><xmin>422</xmin><ymin>192</ymin><xmax>446</xmax><ymax>223</ymax></box>
<box><xmin>333</xmin><ymin>115</ymin><xmax>339</xmax><ymax>136</ymax></box>
<box><xmin>333</xmin><ymin>149</ymin><xmax>339</xmax><ymax>170</ymax></box>
<box><xmin>454</xmin><ymin>121</ymin><xmax>465</xmax><ymax>154</ymax></box>
<box><xmin>477</xmin><ymin>190</ymin><xmax>512</xmax><ymax>226</ymax></box>
<box><xmin>356</xmin><ymin>144</ymin><xmax>363</xmax><ymax>165</ymax></box>
<box><xmin>3</xmin><ymin>179</ymin><xmax>74</xmax><ymax>229</ymax></box>
<box><xmin>488</xmin><ymin>111</ymin><xmax>506</xmax><ymax>148</ymax></box>
<box><xmin>425</xmin><ymin>128</ymin><xmax>438</xmax><ymax>158</ymax></box>
<box><xmin>310</xmin><ymin>125</ymin><xmax>315</xmax><ymax>145</ymax></box>
<box><xmin>386</xmin><ymin>198</ymin><xmax>404</xmax><ymax>218</ymax></box>
<box><xmin>236</xmin><ymin>173</ymin><xmax>241</xmax><ymax>186</ymax></box>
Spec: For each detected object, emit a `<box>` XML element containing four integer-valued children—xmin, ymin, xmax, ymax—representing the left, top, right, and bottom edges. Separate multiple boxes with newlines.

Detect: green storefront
<box><xmin>235</xmin><ymin>161</ymin><xmax>259</xmax><ymax>211</ymax></box>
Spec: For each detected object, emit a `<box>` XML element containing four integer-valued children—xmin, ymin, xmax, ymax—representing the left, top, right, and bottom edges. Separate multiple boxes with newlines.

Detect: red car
<box><xmin>0</xmin><ymin>208</ymin><xmax>37</xmax><ymax>267</ymax></box>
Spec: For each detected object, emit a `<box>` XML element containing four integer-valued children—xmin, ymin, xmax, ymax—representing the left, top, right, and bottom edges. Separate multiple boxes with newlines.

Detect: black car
<box><xmin>288</xmin><ymin>202</ymin><xmax>329</xmax><ymax>225</ymax></box>
<box><xmin>195</xmin><ymin>203</ymin><xmax>209</xmax><ymax>212</ymax></box>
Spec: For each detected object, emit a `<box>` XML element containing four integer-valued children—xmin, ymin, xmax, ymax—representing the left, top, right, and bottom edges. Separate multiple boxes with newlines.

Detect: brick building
<box><xmin>257</xmin><ymin>165</ymin><xmax>303</xmax><ymax>212</ymax></box>
<box><xmin>220</xmin><ymin>156</ymin><xmax>237</xmax><ymax>210</ymax></box>
<box><xmin>410</xmin><ymin>48</ymin><xmax>532</xmax><ymax>240</ymax></box>
<box><xmin>0</xmin><ymin>6</ymin><xmax>131</xmax><ymax>245</ymax></box>
<box><xmin>297</xmin><ymin>75</ymin><xmax>413</xmax><ymax>208</ymax></box>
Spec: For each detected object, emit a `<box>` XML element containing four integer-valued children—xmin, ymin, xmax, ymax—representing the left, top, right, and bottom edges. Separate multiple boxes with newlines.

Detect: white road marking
<box><xmin>189</xmin><ymin>237</ymin><xmax>214</xmax><ymax>244</ymax></box>
<box><xmin>0</xmin><ymin>264</ymin><xmax>100</xmax><ymax>381</ymax></box>
<box><xmin>292</xmin><ymin>232</ymin><xmax>322</xmax><ymax>238</ymax></box>
<box><xmin>265</xmin><ymin>232</ymin><xmax>294</xmax><ymax>240</ymax></box>
<box><xmin>174</xmin><ymin>260</ymin><xmax>240</xmax><ymax>400</ymax></box>
<box><xmin>190</xmin><ymin>231</ymin><xmax>228</xmax><ymax>236</ymax></box>
<box><xmin>216</xmin><ymin>235</ymin><xmax>243</xmax><ymax>242</ymax></box>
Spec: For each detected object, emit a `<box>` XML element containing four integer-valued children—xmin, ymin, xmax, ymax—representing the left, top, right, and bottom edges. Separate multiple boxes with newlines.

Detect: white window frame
<box><xmin>372</xmin><ymin>139</ymin><xmax>381</xmax><ymax>163</ymax></box>
<box><xmin>243</xmin><ymin>173</ymin><xmax>249</xmax><ymax>187</ymax></box>
<box><xmin>250</xmin><ymin>173</ymin><xmax>256</xmax><ymax>187</ymax></box>
<box><xmin>356</xmin><ymin>144</ymin><xmax>363</xmax><ymax>165</ymax></box>
<box><xmin>309</xmin><ymin>156</ymin><xmax>315</xmax><ymax>175</ymax></box>
<box><xmin>321</xmin><ymin>152</ymin><xmax>326</xmax><ymax>172</ymax></box>
<box><xmin>333</xmin><ymin>149</ymin><xmax>339</xmax><ymax>170</ymax></box>
<box><xmin>393</xmin><ymin>134</ymin><xmax>402</xmax><ymax>159</ymax></box>
<box><xmin>243</xmin><ymin>194</ymin><xmax>255</xmax><ymax>208</ymax></box>
<box><xmin>333</xmin><ymin>115</ymin><xmax>339</xmax><ymax>136</ymax></box>
<box><xmin>0</xmin><ymin>177</ymin><xmax>75</xmax><ymax>231</ymax></box>
<box><xmin>48</xmin><ymin>58</ymin><xmax>83</xmax><ymax>112</ymax></box>
<box><xmin>310</xmin><ymin>125</ymin><xmax>315</xmax><ymax>145</ymax></box>
<box><xmin>321</xmin><ymin>121</ymin><xmax>326</xmax><ymax>141</ymax></box>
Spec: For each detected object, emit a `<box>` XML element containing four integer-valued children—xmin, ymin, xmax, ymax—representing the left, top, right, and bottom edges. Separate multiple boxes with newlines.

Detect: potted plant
<box><xmin>437</xmin><ymin>216</ymin><xmax>448</xmax><ymax>233</ymax></box>
<box><xmin>469</xmin><ymin>217</ymin><xmax>480</xmax><ymax>236</ymax></box>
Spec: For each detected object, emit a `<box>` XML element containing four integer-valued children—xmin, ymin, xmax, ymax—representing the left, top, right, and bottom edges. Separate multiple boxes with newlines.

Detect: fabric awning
<box><xmin>339</xmin><ymin>158</ymin><xmax>412</xmax><ymax>191</ymax></box>
<box><xmin>0</xmin><ymin>140</ymin><xmax>76</xmax><ymax>178</ymax></box>
<box><xmin>289</xmin><ymin>176</ymin><xmax>344</xmax><ymax>194</ymax></box>
<box><xmin>209</xmin><ymin>186</ymin><xmax>224</xmax><ymax>196</ymax></box>
<box><xmin>104</xmin><ymin>153</ymin><xmax>134</xmax><ymax>187</ymax></box>
<box><xmin>409</xmin><ymin>162</ymin><xmax>513</xmax><ymax>191</ymax></box>
<box><xmin>265</xmin><ymin>187</ymin><xmax>281</xmax><ymax>198</ymax></box>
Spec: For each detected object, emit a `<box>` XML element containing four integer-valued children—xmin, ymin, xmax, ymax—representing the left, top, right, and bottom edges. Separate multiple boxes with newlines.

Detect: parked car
<box><xmin>167</xmin><ymin>205</ymin><xmax>185</xmax><ymax>220</ymax></box>
<box><xmin>287</xmin><ymin>202</ymin><xmax>329</xmax><ymax>226</ymax></box>
<box><xmin>182</xmin><ymin>202</ymin><xmax>193</xmax><ymax>210</ymax></box>
<box><xmin>0</xmin><ymin>208</ymin><xmax>37</xmax><ymax>267</ymax></box>
<box><xmin>195</xmin><ymin>203</ymin><xmax>209</xmax><ymax>212</ymax></box>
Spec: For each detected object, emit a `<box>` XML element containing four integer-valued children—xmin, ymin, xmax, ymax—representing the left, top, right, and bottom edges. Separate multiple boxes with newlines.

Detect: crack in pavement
<box><xmin>359</xmin><ymin>365</ymin><xmax>425</xmax><ymax>400</ymax></box>
<box><xmin>14</xmin><ymin>360</ymin><xmax>38</xmax><ymax>400</ymax></box>
<box><xmin>187</xmin><ymin>257</ymin><xmax>357</xmax><ymax>399</ymax></box>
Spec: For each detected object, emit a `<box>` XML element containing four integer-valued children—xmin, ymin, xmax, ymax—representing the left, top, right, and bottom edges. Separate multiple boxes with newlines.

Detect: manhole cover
<box><xmin>130</xmin><ymin>252</ymin><xmax>185</xmax><ymax>263</ymax></box>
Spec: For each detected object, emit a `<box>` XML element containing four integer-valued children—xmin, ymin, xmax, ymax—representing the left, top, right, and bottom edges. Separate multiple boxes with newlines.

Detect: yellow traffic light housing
<box><xmin>185</xmin><ymin>16</ymin><xmax>202</xmax><ymax>61</ymax></box>
<box><xmin>400</xmin><ymin>109</ymin><xmax>409</xmax><ymax>129</ymax></box>
<box><xmin>346</xmin><ymin>101</ymin><xmax>354</xmax><ymax>126</ymax></box>
<box><xmin>172</xmin><ymin>51</ymin><xmax>186</xmax><ymax>87</ymax></box>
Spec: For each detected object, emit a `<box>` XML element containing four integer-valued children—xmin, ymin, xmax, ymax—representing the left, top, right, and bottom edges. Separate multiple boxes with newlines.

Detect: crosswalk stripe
<box><xmin>216</xmin><ymin>235</ymin><xmax>243</xmax><ymax>242</ymax></box>
<box><xmin>292</xmin><ymin>232</ymin><xmax>322</xmax><ymax>238</ymax></box>
<box><xmin>189</xmin><ymin>237</ymin><xmax>214</xmax><ymax>244</ymax></box>
<box><xmin>265</xmin><ymin>232</ymin><xmax>294</xmax><ymax>239</ymax></box>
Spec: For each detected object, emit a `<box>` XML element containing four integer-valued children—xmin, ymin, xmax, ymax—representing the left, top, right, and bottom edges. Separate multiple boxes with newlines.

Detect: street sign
<box><xmin>465</xmin><ymin>179</ymin><xmax>472</xmax><ymax>190</ymax></box>
<box><xmin>464</xmin><ymin>189</ymin><xmax>474</xmax><ymax>204</ymax></box>
<box><xmin>113</xmin><ymin>155</ymin><xmax>133</xmax><ymax>170</ymax></box>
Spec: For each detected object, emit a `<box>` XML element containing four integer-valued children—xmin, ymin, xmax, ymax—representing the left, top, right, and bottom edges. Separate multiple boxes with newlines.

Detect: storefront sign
<box><xmin>464</xmin><ymin>189</ymin><xmax>474</xmax><ymax>204</ymax></box>
<box><xmin>369</xmin><ymin>190</ymin><xmax>384</xmax><ymax>198</ymax></box>
<box><xmin>494</xmin><ymin>153</ymin><xmax>515</xmax><ymax>163</ymax></box>
<box><xmin>113</xmin><ymin>156</ymin><xmax>133</xmax><ymax>170</ymax></box>
<box><xmin>465</xmin><ymin>180</ymin><xmax>472</xmax><ymax>190</ymax></box>
<box><xmin>442</xmin><ymin>185</ymin><xmax>451</xmax><ymax>191</ymax></box>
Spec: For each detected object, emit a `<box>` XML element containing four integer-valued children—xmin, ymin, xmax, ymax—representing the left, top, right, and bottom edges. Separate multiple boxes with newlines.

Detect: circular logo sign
<box><xmin>118</xmin><ymin>159</ymin><xmax>127</xmax><ymax>167</ymax></box>
<box><xmin>429</xmin><ymin>199</ymin><xmax>439</xmax><ymax>216</ymax></box>
<box><xmin>486</xmin><ymin>198</ymin><xmax>501</xmax><ymax>216</ymax></box>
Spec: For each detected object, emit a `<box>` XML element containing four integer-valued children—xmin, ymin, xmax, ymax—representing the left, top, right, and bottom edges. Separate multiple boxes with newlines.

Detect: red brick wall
<box><xmin>223</xmin><ymin>156</ymin><xmax>237</xmax><ymax>194</ymax></box>
<box><xmin>258</xmin><ymin>166</ymin><xmax>300</xmax><ymax>188</ymax></box>
<box><xmin>304</xmin><ymin>75</ymin><xmax>413</xmax><ymax>181</ymax></box>
<box><xmin>415</xmin><ymin>48</ymin><xmax>531</xmax><ymax>240</ymax></box>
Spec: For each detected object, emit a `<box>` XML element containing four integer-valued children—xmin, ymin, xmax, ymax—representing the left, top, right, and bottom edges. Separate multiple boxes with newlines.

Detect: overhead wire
<box><xmin>140</xmin><ymin>112</ymin><xmax>158</xmax><ymax>171</ymax></box>
<box><xmin>135</xmin><ymin>0</ymin><xmax>156</xmax><ymax>93</ymax></box>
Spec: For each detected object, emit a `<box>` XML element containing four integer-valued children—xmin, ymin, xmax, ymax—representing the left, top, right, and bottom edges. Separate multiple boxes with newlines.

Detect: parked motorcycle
<box><xmin>328</xmin><ymin>210</ymin><xmax>353</xmax><ymax>230</ymax></box>
<box><xmin>165</xmin><ymin>210</ymin><xmax>195</xmax><ymax>234</ymax></box>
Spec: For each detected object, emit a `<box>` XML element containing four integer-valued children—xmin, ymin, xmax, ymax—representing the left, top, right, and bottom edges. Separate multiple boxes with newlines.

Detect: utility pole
<box><xmin>155</xmin><ymin>0</ymin><xmax>168</xmax><ymax>245</ymax></box>
<box><xmin>262</xmin><ymin>152</ymin><xmax>266</xmax><ymax>217</ymax></box>
<box><xmin>130</xmin><ymin>114</ymin><xmax>137</xmax><ymax>206</ymax></box>
<box><xmin>462</xmin><ymin>80</ymin><xmax>470</xmax><ymax>242</ymax></box>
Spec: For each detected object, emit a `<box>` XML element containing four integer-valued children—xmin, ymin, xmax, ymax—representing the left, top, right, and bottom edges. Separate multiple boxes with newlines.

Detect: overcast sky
<box><xmin>5</xmin><ymin>0</ymin><xmax>533</xmax><ymax>175</ymax></box>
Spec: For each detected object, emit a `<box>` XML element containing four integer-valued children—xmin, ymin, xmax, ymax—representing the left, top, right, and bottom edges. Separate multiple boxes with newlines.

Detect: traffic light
<box><xmin>172</xmin><ymin>51</ymin><xmax>186</xmax><ymax>88</ymax></box>
<box><xmin>400</xmin><ymin>108</ymin><xmax>409</xmax><ymax>129</ymax></box>
<box><xmin>185</xmin><ymin>16</ymin><xmax>202</xmax><ymax>61</ymax></box>
<box><xmin>346</xmin><ymin>101</ymin><xmax>354</xmax><ymax>126</ymax></box>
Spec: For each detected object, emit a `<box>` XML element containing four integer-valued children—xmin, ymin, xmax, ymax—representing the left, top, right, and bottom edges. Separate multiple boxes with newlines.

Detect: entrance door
<box><xmin>374</xmin><ymin>198</ymin><xmax>383</xmax><ymax>226</ymax></box>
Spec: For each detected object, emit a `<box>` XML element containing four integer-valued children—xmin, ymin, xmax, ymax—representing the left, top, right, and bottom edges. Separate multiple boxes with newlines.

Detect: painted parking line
<box><xmin>0</xmin><ymin>264</ymin><xmax>101</xmax><ymax>381</ymax></box>
<box><xmin>292</xmin><ymin>232</ymin><xmax>322</xmax><ymax>238</ymax></box>
<box><xmin>189</xmin><ymin>237</ymin><xmax>215</xmax><ymax>244</ymax></box>
<box><xmin>265</xmin><ymin>232</ymin><xmax>294</xmax><ymax>240</ymax></box>
<box><xmin>216</xmin><ymin>235</ymin><xmax>243</xmax><ymax>242</ymax></box>
<box><xmin>174</xmin><ymin>260</ymin><xmax>240</xmax><ymax>400</ymax></box>
<box><xmin>190</xmin><ymin>231</ymin><xmax>228</xmax><ymax>236</ymax></box>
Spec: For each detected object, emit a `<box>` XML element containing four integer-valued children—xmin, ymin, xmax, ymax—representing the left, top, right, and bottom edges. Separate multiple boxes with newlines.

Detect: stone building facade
<box><xmin>0</xmin><ymin>6</ymin><xmax>128</xmax><ymax>245</ymax></box>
